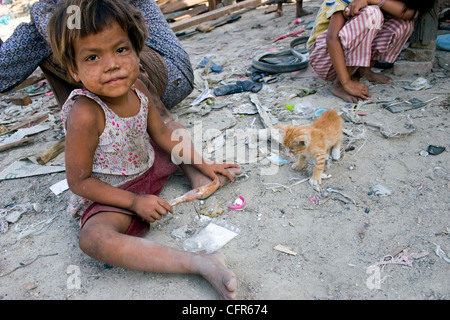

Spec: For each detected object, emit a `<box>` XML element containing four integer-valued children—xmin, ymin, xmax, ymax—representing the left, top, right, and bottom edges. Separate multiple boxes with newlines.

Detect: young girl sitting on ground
<box><xmin>307</xmin><ymin>0</ymin><xmax>437</xmax><ymax>103</ymax></box>
<box><xmin>48</xmin><ymin>0</ymin><xmax>241</xmax><ymax>300</ymax></box>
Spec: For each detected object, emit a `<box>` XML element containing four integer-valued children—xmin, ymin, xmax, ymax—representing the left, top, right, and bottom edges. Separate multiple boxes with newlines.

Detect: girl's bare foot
<box><xmin>195</xmin><ymin>253</ymin><xmax>237</xmax><ymax>300</ymax></box>
<box><xmin>364</xmin><ymin>69</ymin><xmax>392</xmax><ymax>84</ymax></box>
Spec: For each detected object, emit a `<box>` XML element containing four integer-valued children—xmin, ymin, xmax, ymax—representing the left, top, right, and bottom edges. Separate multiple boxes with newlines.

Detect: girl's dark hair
<box><xmin>401</xmin><ymin>0</ymin><xmax>437</xmax><ymax>19</ymax></box>
<box><xmin>48</xmin><ymin>0</ymin><xmax>147</xmax><ymax>73</ymax></box>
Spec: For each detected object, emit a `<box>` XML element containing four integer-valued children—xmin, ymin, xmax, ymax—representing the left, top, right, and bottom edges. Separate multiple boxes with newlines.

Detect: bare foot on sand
<box><xmin>195</xmin><ymin>253</ymin><xmax>237</xmax><ymax>300</ymax></box>
<box><xmin>364</xmin><ymin>69</ymin><xmax>393</xmax><ymax>84</ymax></box>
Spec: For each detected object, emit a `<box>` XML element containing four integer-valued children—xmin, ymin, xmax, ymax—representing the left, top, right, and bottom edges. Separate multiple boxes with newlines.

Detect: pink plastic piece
<box><xmin>228</xmin><ymin>195</ymin><xmax>245</xmax><ymax>210</ymax></box>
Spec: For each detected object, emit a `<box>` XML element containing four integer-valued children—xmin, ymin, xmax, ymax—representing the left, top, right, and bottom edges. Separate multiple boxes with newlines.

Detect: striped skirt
<box><xmin>309</xmin><ymin>5</ymin><xmax>414</xmax><ymax>81</ymax></box>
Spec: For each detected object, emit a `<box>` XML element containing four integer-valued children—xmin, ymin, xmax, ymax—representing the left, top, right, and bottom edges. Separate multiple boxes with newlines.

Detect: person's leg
<box><xmin>131</xmin><ymin>0</ymin><xmax>194</xmax><ymax>109</ymax></box>
<box><xmin>79</xmin><ymin>211</ymin><xmax>237</xmax><ymax>299</ymax></box>
<box><xmin>357</xmin><ymin>15</ymin><xmax>414</xmax><ymax>84</ymax></box>
<box><xmin>310</xmin><ymin>6</ymin><xmax>384</xmax><ymax>102</ymax></box>
<box><xmin>296</xmin><ymin>0</ymin><xmax>311</xmax><ymax>18</ymax></box>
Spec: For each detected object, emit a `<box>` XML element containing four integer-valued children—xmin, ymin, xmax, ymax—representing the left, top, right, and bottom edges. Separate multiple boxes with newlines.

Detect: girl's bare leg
<box><xmin>79</xmin><ymin>212</ymin><xmax>237</xmax><ymax>299</ymax></box>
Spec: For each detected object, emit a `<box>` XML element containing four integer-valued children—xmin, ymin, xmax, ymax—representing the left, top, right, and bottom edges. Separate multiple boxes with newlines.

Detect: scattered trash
<box><xmin>403</xmin><ymin>77</ymin><xmax>432</xmax><ymax>91</ymax></box>
<box><xmin>214</xmin><ymin>80</ymin><xmax>262</xmax><ymax>96</ymax></box>
<box><xmin>266</xmin><ymin>153</ymin><xmax>288</xmax><ymax>165</ymax></box>
<box><xmin>171</xmin><ymin>224</ymin><xmax>193</xmax><ymax>240</ymax></box>
<box><xmin>372</xmin><ymin>184</ymin><xmax>392</xmax><ymax>197</ymax></box>
<box><xmin>326</xmin><ymin>187</ymin><xmax>356</xmax><ymax>204</ymax></box>
<box><xmin>427</xmin><ymin>145</ymin><xmax>445</xmax><ymax>155</ymax></box>
<box><xmin>250</xmin><ymin>94</ymin><xmax>282</xmax><ymax>145</ymax></box>
<box><xmin>372</xmin><ymin>249</ymin><xmax>429</xmax><ymax>268</ymax></box>
<box><xmin>382</xmin><ymin>97</ymin><xmax>438</xmax><ymax>113</ymax></box>
<box><xmin>182</xmin><ymin>219</ymin><xmax>240</xmax><ymax>253</ymax></box>
<box><xmin>341</xmin><ymin>107</ymin><xmax>416</xmax><ymax>139</ymax></box>
<box><xmin>0</xmin><ymin>157</ymin><xmax>65</xmax><ymax>180</ymax></box>
<box><xmin>50</xmin><ymin>179</ymin><xmax>69</xmax><ymax>195</ymax></box>
<box><xmin>191</xmin><ymin>89</ymin><xmax>215</xmax><ymax>106</ymax></box>
<box><xmin>289</xmin><ymin>101</ymin><xmax>316</xmax><ymax>119</ymax></box>
<box><xmin>197</xmin><ymin>57</ymin><xmax>222</xmax><ymax>73</ymax></box>
<box><xmin>273</xmin><ymin>244</ymin><xmax>297</xmax><ymax>256</ymax></box>
<box><xmin>359</xmin><ymin>223</ymin><xmax>370</xmax><ymax>242</ymax></box>
<box><xmin>433</xmin><ymin>243</ymin><xmax>450</xmax><ymax>263</ymax></box>
<box><xmin>23</xmin><ymin>282</ymin><xmax>38</xmax><ymax>291</ymax></box>
<box><xmin>4</xmin><ymin>204</ymin><xmax>27</xmax><ymax>223</ymax></box>
<box><xmin>199</xmin><ymin>196</ymin><xmax>224</xmax><ymax>218</ymax></box>
<box><xmin>312</xmin><ymin>108</ymin><xmax>329</xmax><ymax>120</ymax></box>
<box><xmin>231</xmin><ymin>103</ymin><xmax>258</xmax><ymax>115</ymax></box>
<box><xmin>309</xmin><ymin>197</ymin><xmax>319</xmax><ymax>205</ymax></box>
<box><xmin>305</xmin><ymin>20</ymin><xmax>314</xmax><ymax>30</ymax></box>
<box><xmin>0</xmin><ymin>123</ymin><xmax>51</xmax><ymax>149</ymax></box>
<box><xmin>273</xmin><ymin>30</ymin><xmax>304</xmax><ymax>43</ymax></box>
<box><xmin>15</xmin><ymin>215</ymin><xmax>56</xmax><ymax>240</ymax></box>
<box><xmin>228</xmin><ymin>195</ymin><xmax>245</xmax><ymax>210</ymax></box>
<box><xmin>419</xmin><ymin>150</ymin><xmax>429</xmax><ymax>157</ymax></box>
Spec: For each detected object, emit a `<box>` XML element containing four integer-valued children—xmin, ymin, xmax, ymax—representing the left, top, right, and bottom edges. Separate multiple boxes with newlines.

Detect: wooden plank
<box><xmin>173</xmin><ymin>5</ymin><xmax>209</xmax><ymax>22</ymax></box>
<box><xmin>37</xmin><ymin>139</ymin><xmax>65</xmax><ymax>165</ymax></box>
<box><xmin>160</xmin><ymin>0</ymin><xmax>207</xmax><ymax>14</ymax></box>
<box><xmin>0</xmin><ymin>136</ymin><xmax>34</xmax><ymax>153</ymax></box>
<box><xmin>169</xmin><ymin>0</ymin><xmax>263</xmax><ymax>32</ymax></box>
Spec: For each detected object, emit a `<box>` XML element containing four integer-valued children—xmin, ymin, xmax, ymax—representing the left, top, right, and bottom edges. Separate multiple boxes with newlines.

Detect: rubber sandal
<box><xmin>214</xmin><ymin>80</ymin><xmax>263</xmax><ymax>96</ymax></box>
<box><xmin>252</xmin><ymin>36</ymin><xmax>309</xmax><ymax>73</ymax></box>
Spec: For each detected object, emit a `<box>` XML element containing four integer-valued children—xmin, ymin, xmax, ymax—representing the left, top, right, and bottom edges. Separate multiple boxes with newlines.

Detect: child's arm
<box><xmin>327</xmin><ymin>11</ymin><xmax>370</xmax><ymax>100</ymax></box>
<box><xmin>346</xmin><ymin>0</ymin><xmax>418</xmax><ymax>20</ymax></box>
<box><xmin>65</xmin><ymin>97</ymin><xmax>172</xmax><ymax>223</ymax></box>
<box><xmin>378</xmin><ymin>0</ymin><xmax>418</xmax><ymax>20</ymax></box>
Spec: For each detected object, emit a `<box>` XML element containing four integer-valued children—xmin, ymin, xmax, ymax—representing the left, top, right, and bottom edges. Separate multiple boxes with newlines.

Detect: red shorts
<box><xmin>80</xmin><ymin>141</ymin><xmax>179</xmax><ymax>237</ymax></box>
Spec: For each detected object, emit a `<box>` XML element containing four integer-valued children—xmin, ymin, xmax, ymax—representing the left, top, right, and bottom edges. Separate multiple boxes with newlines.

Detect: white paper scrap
<box><xmin>50</xmin><ymin>179</ymin><xmax>69</xmax><ymax>195</ymax></box>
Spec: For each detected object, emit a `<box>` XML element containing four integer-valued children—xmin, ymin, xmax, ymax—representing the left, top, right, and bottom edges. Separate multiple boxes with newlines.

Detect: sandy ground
<box><xmin>0</xmin><ymin>0</ymin><xmax>449</xmax><ymax>302</ymax></box>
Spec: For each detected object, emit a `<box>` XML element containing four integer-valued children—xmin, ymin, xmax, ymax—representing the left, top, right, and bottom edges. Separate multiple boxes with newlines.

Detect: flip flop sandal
<box><xmin>213</xmin><ymin>80</ymin><xmax>263</xmax><ymax>96</ymax></box>
<box><xmin>252</xmin><ymin>36</ymin><xmax>309</xmax><ymax>73</ymax></box>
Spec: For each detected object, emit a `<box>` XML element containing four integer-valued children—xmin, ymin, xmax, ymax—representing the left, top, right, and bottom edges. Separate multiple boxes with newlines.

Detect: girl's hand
<box><xmin>345</xmin><ymin>0</ymin><xmax>368</xmax><ymax>17</ymax></box>
<box><xmin>342</xmin><ymin>79</ymin><xmax>370</xmax><ymax>100</ymax></box>
<box><xmin>198</xmin><ymin>162</ymin><xmax>241</xmax><ymax>183</ymax></box>
<box><xmin>131</xmin><ymin>194</ymin><xmax>173</xmax><ymax>223</ymax></box>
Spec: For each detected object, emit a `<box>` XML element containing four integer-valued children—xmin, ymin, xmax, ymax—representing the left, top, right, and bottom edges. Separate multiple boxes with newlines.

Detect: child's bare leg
<box><xmin>79</xmin><ymin>211</ymin><xmax>237</xmax><ymax>299</ymax></box>
<box><xmin>296</xmin><ymin>0</ymin><xmax>311</xmax><ymax>17</ymax></box>
<box><xmin>276</xmin><ymin>2</ymin><xmax>283</xmax><ymax>16</ymax></box>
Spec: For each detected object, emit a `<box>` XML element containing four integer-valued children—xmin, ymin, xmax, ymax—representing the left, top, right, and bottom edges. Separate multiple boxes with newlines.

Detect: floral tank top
<box><xmin>61</xmin><ymin>87</ymin><xmax>155</xmax><ymax>218</ymax></box>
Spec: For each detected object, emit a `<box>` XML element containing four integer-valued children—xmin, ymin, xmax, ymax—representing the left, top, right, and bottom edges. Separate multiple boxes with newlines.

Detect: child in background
<box><xmin>48</xmin><ymin>0</ymin><xmax>241</xmax><ymax>299</ymax></box>
<box><xmin>307</xmin><ymin>0</ymin><xmax>437</xmax><ymax>103</ymax></box>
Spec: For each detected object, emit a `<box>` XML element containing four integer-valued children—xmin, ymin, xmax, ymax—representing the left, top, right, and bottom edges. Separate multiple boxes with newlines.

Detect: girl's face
<box><xmin>69</xmin><ymin>21</ymin><xmax>140</xmax><ymax>101</ymax></box>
